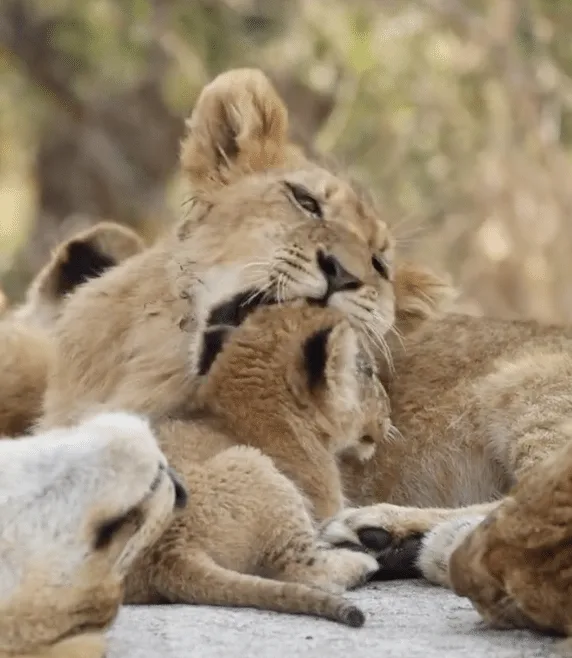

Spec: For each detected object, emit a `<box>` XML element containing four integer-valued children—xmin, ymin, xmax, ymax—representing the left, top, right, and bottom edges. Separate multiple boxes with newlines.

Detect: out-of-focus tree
<box><xmin>3</xmin><ymin>0</ymin><xmax>572</xmax><ymax>324</ymax></box>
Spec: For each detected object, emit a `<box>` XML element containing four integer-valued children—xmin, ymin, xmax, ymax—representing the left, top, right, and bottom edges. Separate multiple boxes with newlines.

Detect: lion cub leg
<box><xmin>4</xmin><ymin>633</ymin><xmax>106</xmax><ymax>658</ymax></box>
<box><xmin>126</xmin><ymin>446</ymin><xmax>374</xmax><ymax>626</ymax></box>
<box><xmin>277</xmin><ymin>545</ymin><xmax>378</xmax><ymax>594</ymax></box>
<box><xmin>320</xmin><ymin>501</ymin><xmax>499</xmax><ymax>583</ymax></box>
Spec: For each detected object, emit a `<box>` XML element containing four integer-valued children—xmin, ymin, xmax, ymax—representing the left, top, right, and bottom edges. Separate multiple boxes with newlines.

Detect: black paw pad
<box><xmin>357</xmin><ymin>527</ymin><xmax>393</xmax><ymax>552</ymax></box>
<box><xmin>368</xmin><ymin>532</ymin><xmax>425</xmax><ymax>581</ymax></box>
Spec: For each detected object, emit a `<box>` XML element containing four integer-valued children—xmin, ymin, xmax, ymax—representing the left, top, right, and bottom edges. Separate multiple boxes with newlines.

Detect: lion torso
<box><xmin>342</xmin><ymin>313</ymin><xmax>572</xmax><ymax>508</ymax></box>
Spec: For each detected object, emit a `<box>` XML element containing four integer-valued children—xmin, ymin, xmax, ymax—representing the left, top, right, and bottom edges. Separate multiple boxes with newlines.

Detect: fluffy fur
<box><xmin>40</xmin><ymin>68</ymin><xmax>452</xmax><ymax>431</ymax></box>
<box><xmin>12</xmin><ymin>222</ymin><xmax>144</xmax><ymax>330</ymax></box>
<box><xmin>192</xmin><ymin>301</ymin><xmax>391</xmax><ymax>520</ymax></box>
<box><xmin>0</xmin><ymin>412</ymin><xmax>184</xmax><ymax>658</ymax></box>
<box><xmin>0</xmin><ymin>223</ymin><xmax>143</xmax><ymax>437</ymax></box>
<box><xmin>122</xmin><ymin>302</ymin><xmax>390</xmax><ymax>626</ymax></box>
<box><xmin>320</xmin><ymin>316</ymin><xmax>572</xmax><ymax>583</ymax></box>
<box><xmin>417</xmin><ymin>433</ymin><xmax>572</xmax><ymax>636</ymax></box>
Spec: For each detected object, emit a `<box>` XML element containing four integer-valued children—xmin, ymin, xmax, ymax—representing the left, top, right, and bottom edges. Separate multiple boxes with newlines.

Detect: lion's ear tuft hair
<box><xmin>180</xmin><ymin>68</ymin><xmax>298</xmax><ymax>192</ymax></box>
<box><xmin>393</xmin><ymin>263</ymin><xmax>457</xmax><ymax>336</ymax></box>
<box><xmin>197</xmin><ymin>326</ymin><xmax>234</xmax><ymax>376</ymax></box>
<box><xmin>302</xmin><ymin>321</ymin><xmax>360</xmax><ymax>409</ymax></box>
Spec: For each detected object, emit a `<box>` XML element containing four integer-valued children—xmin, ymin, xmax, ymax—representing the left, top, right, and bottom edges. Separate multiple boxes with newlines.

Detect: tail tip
<box><xmin>342</xmin><ymin>604</ymin><xmax>366</xmax><ymax>628</ymax></box>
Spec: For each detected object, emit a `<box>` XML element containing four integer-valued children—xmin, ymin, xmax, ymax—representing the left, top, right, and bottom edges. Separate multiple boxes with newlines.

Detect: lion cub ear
<box><xmin>16</xmin><ymin>222</ymin><xmax>144</xmax><ymax>327</ymax></box>
<box><xmin>302</xmin><ymin>321</ymin><xmax>360</xmax><ymax>412</ymax></box>
<box><xmin>393</xmin><ymin>262</ymin><xmax>456</xmax><ymax>337</ymax></box>
<box><xmin>181</xmin><ymin>68</ymin><xmax>302</xmax><ymax>192</ymax></box>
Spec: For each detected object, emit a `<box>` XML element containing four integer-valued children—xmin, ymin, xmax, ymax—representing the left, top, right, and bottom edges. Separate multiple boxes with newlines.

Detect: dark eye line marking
<box><xmin>283</xmin><ymin>181</ymin><xmax>323</xmax><ymax>219</ymax></box>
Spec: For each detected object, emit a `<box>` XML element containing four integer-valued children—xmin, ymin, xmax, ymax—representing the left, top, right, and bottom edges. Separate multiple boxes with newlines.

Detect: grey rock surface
<box><xmin>107</xmin><ymin>581</ymin><xmax>561</xmax><ymax>657</ymax></box>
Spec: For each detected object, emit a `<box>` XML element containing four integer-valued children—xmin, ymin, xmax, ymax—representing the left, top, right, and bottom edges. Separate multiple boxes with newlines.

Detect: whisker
<box><xmin>387</xmin><ymin>424</ymin><xmax>404</xmax><ymax>443</ymax></box>
<box><xmin>366</xmin><ymin>318</ymin><xmax>394</xmax><ymax>376</ymax></box>
<box><xmin>388</xmin><ymin>324</ymin><xmax>406</xmax><ymax>352</ymax></box>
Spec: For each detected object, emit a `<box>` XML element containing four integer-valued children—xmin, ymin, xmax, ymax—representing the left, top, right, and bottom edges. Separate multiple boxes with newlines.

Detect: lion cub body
<box><xmin>40</xmin><ymin>69</ymin><xmax>450</xmax><ymax>433</ymax></box>
<box><xmin>193</xmin><ymin>302</ymin><xmax>391</xmax><ymax>520</ymax></box>
<box><xmin>124</xmin><ymin>304</ymin><xmax>387</xmax><ymax>626</ymax></box>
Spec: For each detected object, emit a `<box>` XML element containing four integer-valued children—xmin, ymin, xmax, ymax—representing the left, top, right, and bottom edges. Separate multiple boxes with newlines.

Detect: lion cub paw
<box><xmin>417</xmin><ymin>515</ymin><xmax>486</xmax><ymax>587</ymax></box>
<box><xmin>320</xmin><ymin>504</ymin><xmax>436</xmax><ymax>580</ymax></box>
<box><xmin>320</xmin><ymin>547</ymin><xmax>380</xmax><ymax>591</ymax></box>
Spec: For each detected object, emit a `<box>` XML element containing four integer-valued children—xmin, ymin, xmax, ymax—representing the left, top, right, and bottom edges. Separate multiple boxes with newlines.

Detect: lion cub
<box><xmin>0</xmin><ymin>412</ymin><xmax>185</xmax><ymax>658</ymax></box>
<box><xmin>418</xmin><ymin>428</ymin><xmax>572</xmax><ymax>636</ymax></box>
<box><xmin>193</xmin><ymin>298</ymin><xmax>392</xmax><ymax>521</ymax></box>
<box><xmin>124</xmin><ymin>302</ymin><xmax>389</xmax><ymax>626</ymax></box>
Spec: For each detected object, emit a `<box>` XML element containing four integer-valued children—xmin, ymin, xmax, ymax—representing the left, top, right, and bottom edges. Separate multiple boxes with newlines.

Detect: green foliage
<box><xmin>3</xmin><ymin>0</ymin><xmax>572</xmax><ymax>321</ymax></box>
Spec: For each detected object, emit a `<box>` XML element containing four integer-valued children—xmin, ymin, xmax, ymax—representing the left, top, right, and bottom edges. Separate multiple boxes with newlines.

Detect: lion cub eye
<box><xmin>372</xmin><ymin>255</ymin><xmax>390</xmax><ymax>281</ymax></box>
<box><xmin>284</xmin><ymin>182</ymin><xmax>323</xmax><ymax>220</ymax></box>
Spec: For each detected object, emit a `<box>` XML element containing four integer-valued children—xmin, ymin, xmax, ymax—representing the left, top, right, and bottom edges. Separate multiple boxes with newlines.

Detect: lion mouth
<box><xmin>206</xmin><ymin>288</ymin><xmax>327</xmax><ymax>329</ymax></box>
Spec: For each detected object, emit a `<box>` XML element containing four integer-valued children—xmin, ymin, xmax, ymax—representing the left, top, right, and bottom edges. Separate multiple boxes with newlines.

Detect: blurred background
<box><xmin>1</xmin><ymin>0</ymin><xmax>572</xmax><ymax>322</ymax></box>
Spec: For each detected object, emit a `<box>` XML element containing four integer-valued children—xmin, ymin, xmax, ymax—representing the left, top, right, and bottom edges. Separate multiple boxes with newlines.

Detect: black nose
<box><xmin>168</xmin><ymin>468</ymin><xmax>188</xmax><ymax>509</ymax></box>
<box><xmin>317</xmin><ymin>250</ymin><xmax>362</xmax><ymax>295</ymax></box>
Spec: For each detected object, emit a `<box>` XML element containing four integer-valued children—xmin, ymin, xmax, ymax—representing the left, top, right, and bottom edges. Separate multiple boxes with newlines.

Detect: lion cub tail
<box><xmin>168</xmin><ymin>553</ymin><xmax>365</xmax><ymax>627</ymax></box>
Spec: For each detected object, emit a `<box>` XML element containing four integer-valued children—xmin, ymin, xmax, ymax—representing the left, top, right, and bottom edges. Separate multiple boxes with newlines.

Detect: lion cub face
<box><xmin>193</xmin><ymin>301</ymin><xmax>391</xmax><ymax>459</ymax></box>
<box><xmin>169</xmin><ymin>69</ymin><xmax>405</xmax><ymax>358</ymax></box>
<box><xmin>0</xmin><ymin>412</ymin><xmax>186</xmax><ymax>656</ymax></box>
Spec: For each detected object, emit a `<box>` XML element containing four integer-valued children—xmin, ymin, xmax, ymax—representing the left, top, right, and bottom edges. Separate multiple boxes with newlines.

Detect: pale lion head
<box><xmin>0</xmin><ymin>411</ymin><xmax>186</xmax><ymax>657</ymax></box>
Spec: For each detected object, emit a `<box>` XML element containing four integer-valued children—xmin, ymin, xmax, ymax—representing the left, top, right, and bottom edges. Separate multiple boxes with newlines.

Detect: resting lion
<box><xmin>416</xmin><ymin>432</ymin><xmax>572</xmax><ymax>636</ymax></box>
<box><xmin>33</xmin><ymin>69</ymin><xmax>572</xmax><ymax>616</ymax></box>
<box><xmin>0</xmin><ymin>222</ymin><xmax>143</xmax><ymax>436</ymax></box>
<box><xmin>39</xmin><ymin>69</ymin><xmax>449</xmax><ymax>434</ymax></box>
<box><xmin>0</xmin><ymin>411</ymin><xmax>186</xmax><ymax>658</ymax></box>
<box><xmin>123</xmin><ymin>300</ymin><xmax>392</xmax><ymax>625</ymax></box>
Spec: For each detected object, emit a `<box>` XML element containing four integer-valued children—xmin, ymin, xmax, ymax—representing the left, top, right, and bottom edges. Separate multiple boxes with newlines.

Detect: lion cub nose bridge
<box><xmin>316</xmin><ymin>249</ymin><xmax>363</xmax><ymax>294</ymax></box>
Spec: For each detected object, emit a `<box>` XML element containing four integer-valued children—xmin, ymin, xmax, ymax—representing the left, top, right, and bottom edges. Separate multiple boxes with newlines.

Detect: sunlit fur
<box><xmin>0</xmin><ymin>412</ymin><xmax>179</xmax><ymax>658</ymax></box>
<box><xmin>122</xmin><ymin>303</ymin><xmax>394</xmax><ymax>626</ymax></box>
<box><xmin>40</xmin><ymin>68</ymin><xmax>451</xmax><ymax>430</ymax></box>
<box><xmin>0</xmin><ymin>223</ymin><xmax>143</xmax><ymax>436</ymax></box>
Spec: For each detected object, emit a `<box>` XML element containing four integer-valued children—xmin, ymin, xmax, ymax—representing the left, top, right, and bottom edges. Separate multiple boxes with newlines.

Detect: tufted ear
<box><xmin>393</xmin><ymin>262</ymin><xmax>456</xmax><ymax>337</ymax></box>
<box><xmin>15</xmin><ymin>222</ymin><xmax>144</xmax><ymax>327</ymax></box>
<box><xmin>302</xmin><ymin>321</ymin><xmax>360</xmax><ymax>412</ymax></box>
<box><xmin>180</xmin><ymin>68</ymin><xmax>304</xmax><ymax>193</ymax></box>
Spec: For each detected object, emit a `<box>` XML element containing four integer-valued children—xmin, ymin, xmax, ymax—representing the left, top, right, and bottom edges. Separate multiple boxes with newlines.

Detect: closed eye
<box><xmin>372</xmin><ymin>255</ymin><xmax>390</xmax><ymax>280</ymax></box>
<box><xmin>93</xmin><ymin>506</ymin><xmax>142</xmax><ymax>550</ymax></box>
<box><xmin>92</xmin><ymin>463</ymin><xmax>163</xmax><ymax>550</ymax></box>
<box><xmin>284</xmin><ymin>182</ymin><xmax>323</xmax><ymax>219</ymax></box>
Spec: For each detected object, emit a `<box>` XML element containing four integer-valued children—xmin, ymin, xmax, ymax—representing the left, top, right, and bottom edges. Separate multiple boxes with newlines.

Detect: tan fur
<box><xmin>0</xmin><ymin>321</ymin><xmax>53</xmax><ymax>436</ymax></box>
<box><xmin>12</xmin><ymin>221</ymin><xmax>144</xmax><ymax>330</ymax></box>
<box><xmin>1</xmin><ymin>633</ymin><xmax>106</xmax><ymax>658</ymax></box>
<box><xmin>41</xmin><ymin>69</ymin><xmax>449</xmax><ymax>432</ymax></box>
<box><xmin>0</xmin><ymin>223</ymin><xmax>144</xmax><ymax>437</ymax></box>
<box><xmin>415</xmin><ymin>434</ymin><xmax>572</xmax><ymax>636</ymax></box>
<box><xmin>123</xmin><ymin>304</ymin><xmax>389</xmax><ymax>626</ymax></box>
<box><xmin>0</xmin><ymin>412</ymin><xmax>183</xmax><ymax>658</ymax></box>
<box><xmin>193</xmin><ymin>303</ymin><xmax>391</xmax><ymax>520</ymax></box>
<box><xmin>321</xmin><ymin>315</ymin><xmax>572</xmax><ymax>583</ymax></box>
